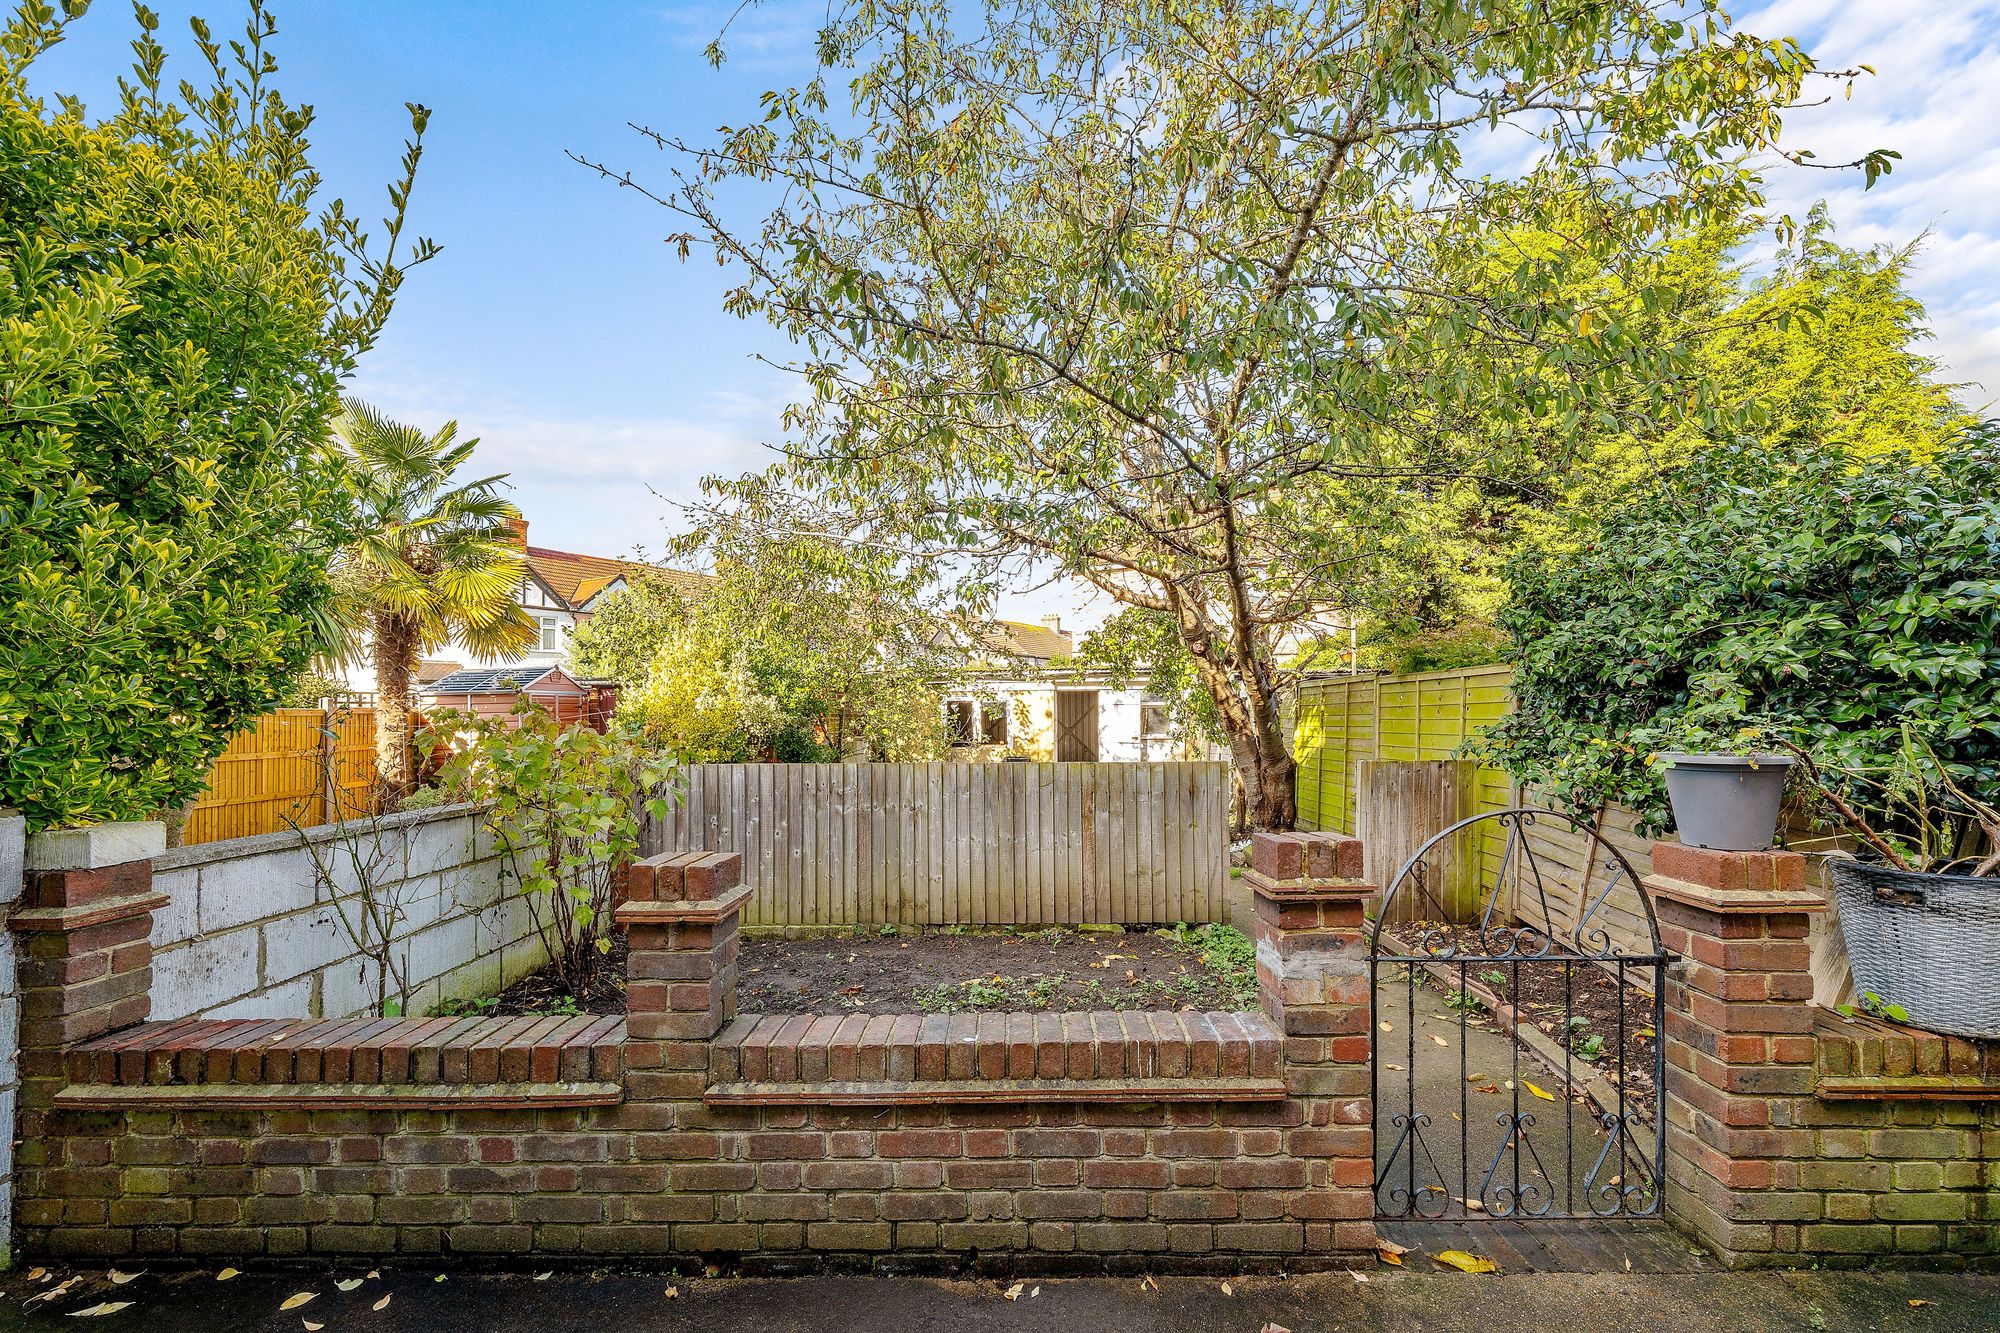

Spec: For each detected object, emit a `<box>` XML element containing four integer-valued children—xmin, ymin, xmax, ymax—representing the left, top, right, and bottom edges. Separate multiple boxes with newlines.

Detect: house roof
<box><xmin>415</xmin><ymin>659</ymin><xmax>464</xmax><ymax>685</ymax></box>
<box><xmin>981</xmin><ymin>619</ymin><xmax>1074</xmax><ymax>663</ymax></box>
<box><xmin>525</xmin><ymin>546</ymin><xmax>708</xmax><ymax>612</ymax></box>
<box><xmin>421</xmin><ymin>664</ymin><xmax>563</xmax><ymax>696</ymax></box>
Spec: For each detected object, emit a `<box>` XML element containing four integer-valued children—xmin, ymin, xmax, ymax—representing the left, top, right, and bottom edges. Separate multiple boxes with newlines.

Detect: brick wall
<box><xmin>149</xmin><ymin>804</ymin><xmax>544</xmax><ymax>1021</ymax></box>
<box><xmin>10</xmin><ymin>830</ymin><xmax>1376</xmax><ymax>1269</ymax></box>
<box><xmin>1649</xmin><ymin>843</ymin><xmax>1999</xmax><ymax>1268</ymax></box>
<box><xmin>0</xmin><ymin>809</ymin><xmax>23</xmax><ymax>1267</ymax></box>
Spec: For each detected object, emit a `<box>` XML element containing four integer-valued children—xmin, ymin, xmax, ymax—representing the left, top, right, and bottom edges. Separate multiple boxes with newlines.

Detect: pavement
<box><xmin>2</xmin><ymin>1265</ymin><xmax>1997</xmax><ymax>1332</ymax></box>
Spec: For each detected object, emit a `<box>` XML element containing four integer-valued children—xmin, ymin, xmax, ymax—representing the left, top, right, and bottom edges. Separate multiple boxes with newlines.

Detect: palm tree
<box><xmin>328</xmin><ymin>398</ymin><xmax>534</xmax><ymax>801</ymax></box>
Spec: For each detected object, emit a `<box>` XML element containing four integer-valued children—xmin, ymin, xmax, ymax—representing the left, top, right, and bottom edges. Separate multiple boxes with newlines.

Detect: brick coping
<box><xmin>1814</xmin><ymin>1007</ymin><xmax>2000</xmax><ymax>1100</ymax></box>
<box><xmin>711</xmin><ymin>1009</ymin><xmax>1282</xmax><ymax>1102</ymax></box>
<box><xmin>68</xmin><ymin>1014</ymin><xmax>625</xmax><ymax>1088</ymax></box>
<box><xmin>54</xmin><ymin>1081</ymin><xmax>623</xmax><ymax>1110</ymax></box>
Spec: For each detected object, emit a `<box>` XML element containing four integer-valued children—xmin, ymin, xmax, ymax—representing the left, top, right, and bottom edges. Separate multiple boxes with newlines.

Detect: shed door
<box><xmin>1055</xmin><ymin>689</ymin><xmax>1099</xmax><ymax>761</ymax></box>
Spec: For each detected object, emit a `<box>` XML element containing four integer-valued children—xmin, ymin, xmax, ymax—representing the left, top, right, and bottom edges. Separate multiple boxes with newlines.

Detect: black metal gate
<box><xmin>1370</xmin><ymin>808</ymin><xmax>1668</xmax><ymax>1221</ymax></box>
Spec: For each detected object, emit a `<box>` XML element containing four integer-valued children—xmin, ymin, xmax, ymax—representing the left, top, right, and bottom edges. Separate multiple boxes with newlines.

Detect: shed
<box><xmin>418</xmin><ymin>665</ymin><xmax>614</xmax><ymax>730</ymax></box>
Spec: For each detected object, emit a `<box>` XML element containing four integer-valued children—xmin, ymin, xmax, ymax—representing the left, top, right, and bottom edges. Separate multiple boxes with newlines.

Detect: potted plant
<box><xmin>1631</xmin><ymin>674</ymin><xmax>1795</xmax><ymax>853</ymax></box>
<box><xmin>1788</xmin><ymin>728</ymin><xmax>2000</xmax><ymax>1041</ymax></box>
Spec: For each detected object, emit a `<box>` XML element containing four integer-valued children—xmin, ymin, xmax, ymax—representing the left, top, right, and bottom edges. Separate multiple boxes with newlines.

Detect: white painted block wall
<box><xmin>149</xmin><ymin>805</ymin><xmax>549</xmax><ymax>1022</ymax></box>
<box><xmin>0</xmin><ymin>810</ymin><xmax>23</xmax><ymax>1268</ymax></box>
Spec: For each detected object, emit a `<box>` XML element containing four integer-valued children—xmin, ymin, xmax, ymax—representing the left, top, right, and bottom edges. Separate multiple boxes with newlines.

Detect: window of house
<box><xmin>538</xmin><ymin>615</ymin><xmax>563</xmax><ymax>652</ymax></box>
<box><xmin>1140</xmin><ymin>700</ymin><xmax>1174</xmax><ymax>758</ymax></box>
<box><xmin>945</xmin><ymin>699</ymin><xmax>977</xmax><ymax>745</ymax></box>
<box><xmin>980</xmin><ymin>700</ymin><xmax>1008</xmax><ymax>745</ymax></box>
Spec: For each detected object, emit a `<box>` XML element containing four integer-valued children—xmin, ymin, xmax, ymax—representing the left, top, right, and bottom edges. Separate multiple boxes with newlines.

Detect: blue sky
<box><xmin>30</xmin><ymin>1</ymin><xmax>2000</xmax><ymax>634</ymax></box>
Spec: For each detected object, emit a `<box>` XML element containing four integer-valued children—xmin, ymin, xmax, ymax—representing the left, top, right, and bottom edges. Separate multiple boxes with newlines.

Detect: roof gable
<box><xmin>524</xmin><ymin>546</ymin><xmax>708</xmax><ymax>611</ymax></box>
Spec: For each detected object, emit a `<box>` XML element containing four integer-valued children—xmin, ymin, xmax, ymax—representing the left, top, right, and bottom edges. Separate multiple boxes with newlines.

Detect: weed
<box><xmin>432</xmin><ymin>995</ymin><xmax>498</xmax><ymax>1019</ymax></box>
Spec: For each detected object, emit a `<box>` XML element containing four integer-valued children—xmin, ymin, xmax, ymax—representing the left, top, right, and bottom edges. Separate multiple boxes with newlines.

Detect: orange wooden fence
<box><xmin>183</xmin><ymin>707</ymin><xmax>377</xmax><ymax>846</ymax></box>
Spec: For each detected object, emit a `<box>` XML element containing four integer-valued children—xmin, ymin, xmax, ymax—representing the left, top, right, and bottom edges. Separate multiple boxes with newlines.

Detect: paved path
<box><xmin>2</xmin><ymin>1266</ymin><xmax>1995</xmax><ymax>1332</ymax></box>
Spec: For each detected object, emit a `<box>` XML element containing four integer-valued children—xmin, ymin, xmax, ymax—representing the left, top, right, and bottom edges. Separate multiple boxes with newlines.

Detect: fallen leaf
<box><xmin>304</xmin><ymin>1323</ymin><xmax>324</xmax><ymax>1331</ymax></box>
<box><xmin>1524</xmin><ymin>1081</ymin><xmax>1557</xmax><ymax>1102</ymax></box>
<box><xmin>107</xmin><ymin>1270</ymin><xmax>142</xmax><ymax>1285</ymax></box>
<box><xmin>1261</xmin><ymin>1324</ymin><xmax>1294</xmax><ymax>1333</ymax></box>
<box><xmin>367</xmin><ymin>1271</ymin><xmax>379</xmax><ymax>1280</ymax></box>
<box><xmin>336</xmin><ymin>1278</ymin><xmax>363</xmax><ymax>1292</ymax></box>
<box><xmin>1465</xmin><ymin>1073</ymin><xmax>1488</xmax><ymax>1083</ymax></box>
<box><xmin>1220</xmin><ymin>1281</ymin><xmax>1234</xmax><ymax>1296</ymax></box>
<box><xmin>26</xmin><ymin>1267</ymin><xmax>47</xmax><ymax>1281</ymax></box>
<box><xmin>216</xmin><ymin>1268</ymin><xmax>240</xmax><ymax>1282</ymax></box>
<box><xmin>280</xmin><ymin>1293</ymin><xmax>318</xmax><ymax>1311</ymax></box>
<box><xmin>534</xmin><ymin>1272</ymin><xmax>553</xmax><ymax>1281</ymax></box>
<box><xmin>1351</xmin><ymin>1272</ymin><xmax>1370</xmax><ymax>1284</ymax></box>
<box><xmin>1435</xmin><ymin>1250</ymin><xmax>1499</xmax><ymax>1274</ymax></box>
<box><xmin>29</xmin><ymin>1277</ymin><xmax>80</xmax><ymax>1305</ymax></box>
<box><xmin>1139</xmin><ymin>1275</ymin><xmax>1158</xmax><ymax>1292</ymax></box>
<box><xmin>1385</xmin><ymin>1063</ymin><xmax>1404</xmax><ymax>1071</ymax></box>
<box><xmin>434</xmin><ymin>1275</ymin><xmax>448</xmax><ymax>1283</ymax></box>
<box><xmin>1910</xmin><ymin>1299</ymin><xmax>1933</xmax><ymax>1308</ymax></box>
<box><xmin>374</xmin><ymin>1294</ymin><xmax>393</xmax><ymax>1311</ymax></box>
<box><xmin>1430</xmin><ymin>1034</ymin><xmax>1449</xmax><ymax>1047</ymax></box>
<box><xmin>1376</xmin><ymin>1248</ymin><xmax>1404</xmax><ymax>1266</ymax></box>
<box><xmin>1379</xmin><ymin>1021</ymin><xmax>1393</xmax><ymax>1032</ymax></box>
<box><xmin>1376</xmin><ymin>1238</ymin><xmax>1411</xmax><ymax>1256</ymax></box>
<box><xmin>1462</xmin><ymin>1198</ymin><xmax>1488</xmax><ymax>1213</ymax></box>
<box><xmin>1004</xmin><ymin>1282</ymin><xmax>1025</xmax><ymax>1301</ymax></box>
<box><xmin>67</xmin><ymin>1303</ymin><xmax>132</xmax><ymax>1318</ymax></box>
<box><xmin>1477</xmin><ymin>1084</ymin><xmax>1500</xmax><ymax>1094</ymax></box>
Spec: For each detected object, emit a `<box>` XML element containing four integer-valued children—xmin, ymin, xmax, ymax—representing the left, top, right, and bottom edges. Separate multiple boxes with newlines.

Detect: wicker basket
<box><xmin>1828</xmin><ymin>860</ymin><xmax>2000</xmax><ymax>1041</ymax></box>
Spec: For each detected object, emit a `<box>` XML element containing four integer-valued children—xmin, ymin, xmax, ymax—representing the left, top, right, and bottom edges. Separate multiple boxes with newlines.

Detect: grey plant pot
<box><xmin>1659</xmin><ymin>752</ymin><xmax>1794</xmax><ymax>852</ymax></box>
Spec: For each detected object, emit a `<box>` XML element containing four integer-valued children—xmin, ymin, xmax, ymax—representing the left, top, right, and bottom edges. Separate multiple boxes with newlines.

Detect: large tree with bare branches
<box><xmin>582</xmin><ymin>0</ymin><xmax>1888</xmax><ymax>828</ymax></box>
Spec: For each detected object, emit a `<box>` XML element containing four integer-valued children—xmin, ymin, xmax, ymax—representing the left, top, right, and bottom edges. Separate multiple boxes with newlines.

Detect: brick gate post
<box><xmin>1246</xmin><ymin>831</ymin><xmax>1376</xmax><ymax>1254</ymax></box>
<box><xmin>615</xmin><ymin>851</ymin><xmax>747</xmax><ymax>1098</ymax></box>
<box><xmin>1643</xmin><ymin>842</ymin><xmax>1824</xmax><ymax>1265</ymax></box>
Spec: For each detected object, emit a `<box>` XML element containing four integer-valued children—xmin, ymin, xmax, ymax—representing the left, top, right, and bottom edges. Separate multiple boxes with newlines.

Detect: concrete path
<box><xmin>3</xmin><ymin>1266</ymin><xmax>1996</xmax><ymax>1332</ymax></box>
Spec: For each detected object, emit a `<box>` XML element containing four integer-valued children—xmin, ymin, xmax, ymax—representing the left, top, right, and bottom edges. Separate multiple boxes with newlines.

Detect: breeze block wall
<box><xmin>9</xmin><ymin>826</ymin><xmax>1376</xmax><ymax>1271</ymax></box>
<box><xmin>1648</xmin><ymin>843</ymin><xmax>1999</xmax><ymax>1269</ymax></box>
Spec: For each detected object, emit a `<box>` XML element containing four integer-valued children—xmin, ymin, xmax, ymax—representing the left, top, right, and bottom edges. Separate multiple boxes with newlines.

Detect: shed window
<box><xmin>980</xmin><ymin>700</ymin><xmax>1008</xmax><ymax>745</ymax></box>
<box><xmin>946</xmin><ymin>699</ymin><xmax>977</xmax><ymax>745</ymax></box>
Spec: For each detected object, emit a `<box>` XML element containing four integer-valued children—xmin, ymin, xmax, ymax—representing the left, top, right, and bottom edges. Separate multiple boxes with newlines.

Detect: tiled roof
<box><xmin>415</xmin><ymin>659</ymin><xmax>464</xmax><ymax>685</ymax></box>
<box><xmin>525</xmin><ymin>546</ymin><xmax>709</xmax><ymax>611</ymax></box>
<box><xmin>981</xmin><ymin>619</ymin><xmax>1073</xmax><ymax>662</ymax></box>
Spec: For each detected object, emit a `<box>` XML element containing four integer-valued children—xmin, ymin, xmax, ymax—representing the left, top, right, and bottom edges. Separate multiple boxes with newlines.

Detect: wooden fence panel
<box><xmin>184</xmin><ymin>707</ymin><xmax>377</xmax><ymax>846</ymax></box>
<box><xmin>643</xmin><ymin>762</ymin><xmax>1231</xmax><ymax>930</ymax></box>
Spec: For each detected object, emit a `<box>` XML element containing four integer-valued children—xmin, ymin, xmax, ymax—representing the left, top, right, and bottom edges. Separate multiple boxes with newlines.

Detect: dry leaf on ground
<box><xmin>303</xmin><ymin>1322</ymin><xmax>323</xmax><ymax>1331</ymax></box>
<box><xmin>1524</xmin><ymin>1081</ymin><xmax>1557</xmax><ymax>1101</ymax></box>
<box><xmin>1220</xmin><ymin>1280</ymin><xmax>1234</xmax><ymax>1295</ymax></box>
<box><xmin>1261</xmin><ymin>1324</ymin><xmax>1294</xmax><ymax>1333</ymax></box>
<box><xmin>279</xmin><ymin>1292</ymin><xmax>317</xmax><ymax>1311</ymax></box>
<box><xmin>66</xmin><ymin>1303</ymin><xmax>132</xmax><ymax>1318</ymax></box>
<box><xmin>215</xmin><ymin>1269</ymin><xmax>239</xmax><ymax>1282</ymax></box>
<box><xmin>106</xmin><ymin>1271</ymin><xmax>142</xmax><ymax>1285</ymax></box>
<box><xmin>335</xmin><ymin>1278</ymin><xmax>363</xmax><ymax>1292</ymax></box>
<box><xmin>1376</xmin><ymin>1248</ymin><xmax>1404</xmax><ymax>1266</ymax></box>
<box><xmin>1003</xmin><ymin>1282</ymin><xmax>1025</xmax><ymax>1301</ymax></box>
<box><xmin>1430</xmin><ymin>1034</ymin><xmax>1449</xmax><ymax>1046</ymax></box>
<box><xmin>1434</xmin><ymin>1250</ymin><xmax>1499</xmax><ymax>1274</ymax></box>
<box><xmin>374</xmin><ymin>1294</ymin><xmax>393</xmax><ymax>1311</ymax></box>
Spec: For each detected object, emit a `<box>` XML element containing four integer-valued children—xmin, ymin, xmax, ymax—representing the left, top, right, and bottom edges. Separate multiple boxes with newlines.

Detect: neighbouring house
<box><xmin>941</xmin><ymin>616</ymin><xmax>1194</xmax><ymax>762</ymax></box>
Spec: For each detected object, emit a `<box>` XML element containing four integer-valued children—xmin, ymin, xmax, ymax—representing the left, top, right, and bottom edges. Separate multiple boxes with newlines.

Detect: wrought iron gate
<box><xmin>1370</xmin><ymin>808</ymin><xmax>1668</xmax><ymax>1220</ymax></box>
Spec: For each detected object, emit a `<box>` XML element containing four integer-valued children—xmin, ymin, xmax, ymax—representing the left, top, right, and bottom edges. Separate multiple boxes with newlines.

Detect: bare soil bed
<box><xmin>479</xmin><ymin>925</ymin><xmax>1257</xmax><ymax>1019</ymax></box>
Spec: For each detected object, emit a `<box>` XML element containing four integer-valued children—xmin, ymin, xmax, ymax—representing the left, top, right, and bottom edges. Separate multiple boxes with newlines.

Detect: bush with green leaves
<box><xmin>0</xmin><ymin>1</ymin><xmax>433</xmax><ymax>828</ymax></box>
<box><xmin>1478</xmin><ymin>431</ymin><xmax>2000</xmax><ymax>844</ymax></box>
<box><xmin>428</xmin><ymin>707</ymin><xmax>676</xmax><ymax>996</ymax></box>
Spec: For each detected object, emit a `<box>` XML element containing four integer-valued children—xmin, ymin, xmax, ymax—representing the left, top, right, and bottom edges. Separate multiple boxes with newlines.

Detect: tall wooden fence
<box><xmin>643</xmin><ymin>762</ymin><xmax>1231</xmax><ymax>930</ymax></box>
<box><xmin>184</xmin><ymin>707</ymin><xmax>376</xmax><ymax>846</ymax></box>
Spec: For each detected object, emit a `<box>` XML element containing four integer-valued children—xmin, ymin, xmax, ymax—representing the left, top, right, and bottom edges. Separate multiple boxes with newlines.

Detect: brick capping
<box><xmin>53</xmin><ymin>1082</ymin><xmax>623</xmax><ymax>1110</ymax></box>
<box><xmin>66</xmin><ymin>1015</ymin><xmax>625</xmax><ymax>1089</ymax></box>
<box><xmin>706</xmin><ymin>1010</ymin><xmax>1285</xmax><ymax>1105</ymax></box>
<box><xmin>1815</xmin><ymin>1009</ymin><xmax>2000</xmax><ymax>1101</ymax></box>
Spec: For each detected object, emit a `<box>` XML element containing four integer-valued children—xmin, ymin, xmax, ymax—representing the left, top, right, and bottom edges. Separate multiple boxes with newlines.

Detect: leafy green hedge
<box><xmin>1477</xmin><ymin>432</ymin><xmax>2000</xmax><ymax>834</ymax></box>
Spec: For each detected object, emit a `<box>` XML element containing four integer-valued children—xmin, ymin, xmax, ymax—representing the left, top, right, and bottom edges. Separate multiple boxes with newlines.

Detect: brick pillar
<box><xmin>1247</xmin><ymin>830</ymin><xmax>1376</xmax><ymax>1254</ymax></box>
<box><xmin>615</xmin><ymin>851</ymin><xmax>746</xmax><ymax>1047</ymax></box>
<box><xmin>1644</xmin><ymin>841</ymin><xmax>1824</xmax><ymax>1266</ymax></box>
<box><xmin>8</xmin><ymin>823</ymin><xmax>168</xmax><ymax>1141</ymax></box>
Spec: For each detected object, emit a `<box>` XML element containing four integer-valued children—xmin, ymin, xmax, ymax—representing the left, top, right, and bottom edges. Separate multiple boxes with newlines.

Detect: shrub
<box><xmin>427</xmin><ymin>707</ymin><xmax>676</xmax><ymax>995</ymax></box>
<box><xmin>1477</xmin><ymin>431</ymin><xmax>2000</xmax><ymax>842</ymax></box>
<box><xmin>0</xmin><ymin>2</ymin><xmax>434</xmax><ymax>828</ymax></box>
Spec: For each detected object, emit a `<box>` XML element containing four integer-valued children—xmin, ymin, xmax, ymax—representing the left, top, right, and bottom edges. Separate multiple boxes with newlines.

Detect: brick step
<box><xmin>708</xmin><ymin>1010</ymin><xmax>1284</xmax><ymax>1103</ymax></box>
<box><xmin>66</xmin><ymin>1014</ymin><xmax>625</xmax><ymax>1088</ymax></box>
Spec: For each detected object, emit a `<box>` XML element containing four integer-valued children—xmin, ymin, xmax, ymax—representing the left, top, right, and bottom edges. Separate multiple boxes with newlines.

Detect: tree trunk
<box><xmin>1177</xmin><ymin>605</ymin><xmax>1296</xmax><ymax>832</ymax></box>
<box><xmin>372</xmin><ymin>610</ymin><xmax>420</xmax><ymax>806</ymax></box>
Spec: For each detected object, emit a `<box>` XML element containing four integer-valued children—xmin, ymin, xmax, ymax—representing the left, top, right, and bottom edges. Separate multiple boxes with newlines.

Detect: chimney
<box><xmin>1040</xmin><ymin>614</ymin><xmax>1062</xmax><ymax>635</ymax></box>
<box><xmin>504</xmin><ymin>515</ymin><xmax>528</xmax><ymax>549</ymax></box>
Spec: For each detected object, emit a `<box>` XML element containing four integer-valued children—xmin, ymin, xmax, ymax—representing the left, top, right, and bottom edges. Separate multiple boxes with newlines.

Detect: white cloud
<box><xmin>1743</xmin><ymin>0</ymin><xmax>2000</xmax><ymax>407</ymax></box>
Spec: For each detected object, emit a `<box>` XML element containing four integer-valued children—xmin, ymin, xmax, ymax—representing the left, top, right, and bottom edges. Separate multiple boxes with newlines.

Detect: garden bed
<box><xmin>474</xmin><ymin>924</ymin><xmax>1259</xmax><ymax>1020</ymax></box>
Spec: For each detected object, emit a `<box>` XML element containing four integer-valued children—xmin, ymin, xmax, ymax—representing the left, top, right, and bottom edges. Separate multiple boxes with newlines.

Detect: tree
<box><xmin>571</xmin><ymin>486</ymin><xmax>973</xmax><ymax>761</ymax></box>
<box><xmin>327</xmin><ymin>399</ymin><xmax>533</xmax><ymax>800</ymax></box>
<box><xmin>1356</xmin><ymin>211</ymin><xmax>1972</xmax><ymax>666</ymax></box>
<box><xmin>0</xmin><ymin>0</ymin><xmax>434</xmax><ymax>829</ymax></box>
<box><xmin>582</xmin><ymin>0</ymin><xmax>1887</xmax><ymax>828</ymax></box>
